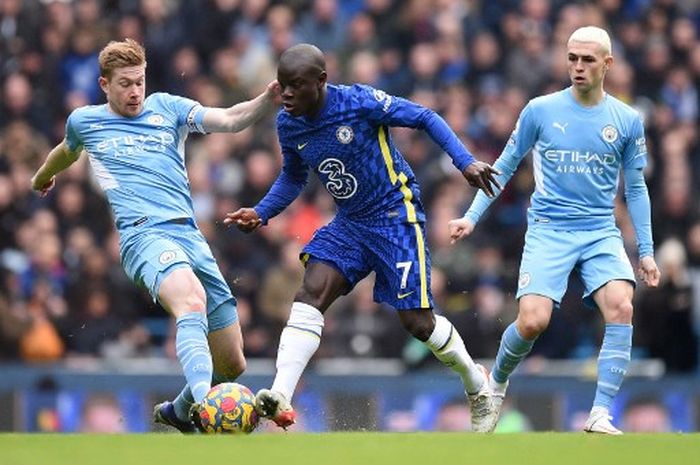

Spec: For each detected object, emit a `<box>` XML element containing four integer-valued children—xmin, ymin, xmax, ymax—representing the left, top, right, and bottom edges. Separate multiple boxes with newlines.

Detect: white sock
<box><xmin>271</xmin><ymin>302</ymin><xmax>324</xmax><ymax>402</ymax></box>
<box><xmin>488</xmin><ymin>372</ymin><xmax>508</xmax><ymax>394</ymax></box>
<box><xmin>424</xmin><ymin>315</ymin><xmax>485</xmax><ymax>394</ymax></box>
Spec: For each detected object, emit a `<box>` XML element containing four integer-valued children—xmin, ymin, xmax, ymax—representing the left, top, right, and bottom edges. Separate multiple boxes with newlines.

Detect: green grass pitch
<box><xmin>3</xmin><ymin>432</ymin><xmax>699</xmax><ymax>465</ymax></box>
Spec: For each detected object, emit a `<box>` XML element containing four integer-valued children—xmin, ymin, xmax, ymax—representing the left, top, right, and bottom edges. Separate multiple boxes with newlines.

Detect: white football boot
<box><xmin>584</xmin><ymin>407</ymin><xmax>623</xmax><ymax>435</ymax></box>
<box><xmin>467</xmin><ymin>364</ymin><xmax>497</xmax><ymax>433</ymax></box>
<box><xmin>485</xmin><ymin>370</ymin><xmax>509</xmax><ymax>433</ymax></box>
<box><xmin>254</xmin><ymin>389</ymin><xmax>297</xmax><ymax>429</ymax></box>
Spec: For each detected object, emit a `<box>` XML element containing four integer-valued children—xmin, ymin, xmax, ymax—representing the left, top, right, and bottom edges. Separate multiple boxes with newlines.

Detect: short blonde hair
<box><xmin>568</xmin><ymin>26</ymin><xmax>612</xmax><ymax>55</ymax></box>
<box><xmin>98</xmin><ymin>38</ymin><xmax>146</xmax><ymax>78</ymax></box>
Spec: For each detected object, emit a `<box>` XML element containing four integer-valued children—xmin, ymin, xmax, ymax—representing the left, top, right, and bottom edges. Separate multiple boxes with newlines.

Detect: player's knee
<box><xmin>295</xmin><ymin>286</ymin><xmax>326</xmax><ymax>311</ymax></box>
<box><xmin>516</xmin><ymin>308</ymin><xmax>549</xmax><ymax>339</ymax></box>
<box><xmin>400</xmin><ymin>313</ymin><xmax>435</xmax><ymax>342</ymax></box>
<box><xmin>179</xmin><ymin>293</ymin><xmax>207</xmax><ymax>315</ymax></box>
<box><xmin>606</xmin><ymin>299</ymin><xmax>633</xmax><ymax>324</ymax></box>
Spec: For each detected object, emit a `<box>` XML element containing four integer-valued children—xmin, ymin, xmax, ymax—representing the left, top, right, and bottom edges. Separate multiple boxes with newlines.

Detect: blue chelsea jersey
<box><xmin>275</xmin><ymin>84</ymin><xmax>433</xmax><ymax>224</ymax></box>
<box><xmin>64</xmin><ymin>93</ymin><xmax>207</xmax><ymax>233</ymax></box>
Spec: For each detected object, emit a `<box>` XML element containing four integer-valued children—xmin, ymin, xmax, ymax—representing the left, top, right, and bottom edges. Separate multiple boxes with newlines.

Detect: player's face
<box><xmin>277</xmin><ymin>64</ymin><xmax>327</xmax><ymax>117</ymax></box>
<box><xmin>567</xmin><ymin>41</ymin><xmax>612</xmax><ymax>93</ymax></box>
<box><xmin>99</xmin><ymin>65</ymin><xmax>146</xmax><ymax>118</ymax></box>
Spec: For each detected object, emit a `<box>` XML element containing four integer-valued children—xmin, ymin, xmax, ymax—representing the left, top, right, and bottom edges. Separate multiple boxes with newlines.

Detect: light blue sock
<box><xmin>173</xmin><ymin>373</ymin><xmax>233</xmax><ymax>421</ymax></box>
<box><xmin>175</xmin><ymin>312</ymin><xmax>213</xmax><ymax>405</ymax></box>
<box><xmin>593</xmin><ymin>323</ymin><xmax>632</xmax><ymax>410</ymax></box>
<box><xmin>492</xmin><ymin>323</ymin><xmax>537</xmax><ymax>384</ymax></box>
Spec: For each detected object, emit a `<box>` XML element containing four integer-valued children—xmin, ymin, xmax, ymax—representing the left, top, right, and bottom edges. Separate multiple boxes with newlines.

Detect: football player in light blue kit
<box><xmin>449</xmin><ymin>27</ymin><xmax>660</xmax><ymax>434</ymax></box>
<box><xmin>30</xmin><ymin>39</ymin><xmax>280</xmax><ymax>433</ymax></box>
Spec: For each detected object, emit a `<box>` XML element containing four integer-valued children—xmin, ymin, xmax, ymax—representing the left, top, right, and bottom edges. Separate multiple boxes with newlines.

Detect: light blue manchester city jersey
<box><xmin>467</xmin><ymin>87</ymin><xmax>647</xmax><ymax>230</ymax></box>
<box><xmin>65</xmin><ymin>93</ymin><xmax>207</xmax><ymax>234</ymax></box>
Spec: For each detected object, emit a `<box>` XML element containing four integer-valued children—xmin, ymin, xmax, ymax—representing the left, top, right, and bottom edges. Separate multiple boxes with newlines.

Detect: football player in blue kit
<box><xmin>30</xmin><ymin>39</ymin><xmax>280</xmax><ymax>433</ymax></box>
<box><xmin>225</xmin><ymin>43</ymin><xmax>502</xmax><ymax>432</ymax></box>
<box><xmin>448</xmin><ymin>27</ymin><xmax>661</xmax><ymax>434</ymax></box>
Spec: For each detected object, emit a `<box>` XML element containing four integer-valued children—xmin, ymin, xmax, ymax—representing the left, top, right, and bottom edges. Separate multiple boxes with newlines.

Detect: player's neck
<box><xmin>306</xmin><ymin>86</ymin><xmax>327</xmax><ymax>119</ymax></box>
<box><xmin>571</xmin><ymin>86</ymin><xmax>605</xmax><ymax>107</ymax></box>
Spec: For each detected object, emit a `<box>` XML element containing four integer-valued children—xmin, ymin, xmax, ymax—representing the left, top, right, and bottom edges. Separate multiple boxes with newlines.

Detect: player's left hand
<box><xmin>266</xmin><ymin>80</ymin><xmax>282</xmax><ymax>105</ymax></box>
<box><xmin>463</xmin><ymin>161</ymin><xmax>502</xmax><ymax>198</ymax></box>
<box><xmin>638</xmin><ymin>256</ymin><xmax>660</xmax><ymax>288</ymax></box>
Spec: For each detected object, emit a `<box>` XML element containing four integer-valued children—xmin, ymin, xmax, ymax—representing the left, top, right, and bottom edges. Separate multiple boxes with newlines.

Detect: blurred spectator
<box><xmin>0</xmin><ymin>72</ymin><xmax>52</xmax><ymax>137</ymax></box>
<box><xmin>79</xmin><ymin>393</ymin><xmax>126</xmax><ymax>433</ymax></box>
<box><xmin>635</xmin><ymin>238</ymin><xmax>698</xmax><ymax>372</ymax></box>
<box><xmin>622</xmin><ymin>396</ymin><xmax>672</xmax><ymax>433</ymax></box>
<box><xmin>434</xmin><ymin>397</ymin><xmax>470</xmax><ymax>431</ymax></box>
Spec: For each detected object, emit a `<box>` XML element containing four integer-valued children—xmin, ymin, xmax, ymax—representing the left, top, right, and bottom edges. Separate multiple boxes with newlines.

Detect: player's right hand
<box><xmin>448</xmin><ymin>217</ymin><xmax>475</xmax><ymax>244</ymax></box>
<box><xmin>463</xmin><ymin>161</ymin><xmax>502</xmax><ymax>198</ymax></box>
<box><xmin>30</xmin><ymin>175</ymin><xmax>55</xmax><ymax>197</ymax></box>
<box><xmin>223</xmin><ymin>208</ymin><xmax>263</xmax><ymax>233</ymax></box>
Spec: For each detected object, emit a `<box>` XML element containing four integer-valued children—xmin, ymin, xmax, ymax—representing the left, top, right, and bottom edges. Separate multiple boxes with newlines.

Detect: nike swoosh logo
<box><xmin>297</xmin><ymin>142</ymin><xmax>309</xmax><ymax>150</ymax></box>
<box><xmin>397</xmin><ymin>291</ymin><xmax>414</xmax><ymax>299</ymax></box>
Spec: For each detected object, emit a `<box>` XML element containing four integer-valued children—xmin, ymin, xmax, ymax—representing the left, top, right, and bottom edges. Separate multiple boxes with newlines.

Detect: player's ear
<box><xmin>98</xmin><ymin>76</ymin><xmax>109</xmax><ymax>93</ymax></box>
<box><xmin>603</xmin><ymin>55</ymin><xmax>613</xmax><ymax>72</ymax></box>
<box><xmin>318</xmin><ymin>70</ymin><xmax>327</xmax><ymax>87</ymax></box>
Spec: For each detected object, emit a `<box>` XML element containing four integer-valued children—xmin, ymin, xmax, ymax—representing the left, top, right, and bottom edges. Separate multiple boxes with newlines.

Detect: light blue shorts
<box><xmin>120</xmin><ymin>219</ymin><xmax>237</xmax><ymax>331</ymax></box>
<box><xmin>516</xmin><ymin>225</ymin><xmax>636</xmax><ymax>309</ymax></box>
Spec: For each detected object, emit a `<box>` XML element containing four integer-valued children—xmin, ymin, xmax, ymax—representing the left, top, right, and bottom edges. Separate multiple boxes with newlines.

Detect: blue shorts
<box><xmin>516</xmin><ymin>225</ymin><xmax>636</xmax><ymax>309</ymax></box>
<box><xmin>302</xmin><ymin>218</ymin><xmax>433</xmax><ymax>310</ymax></box>
<box><xmin>120</xmin><ymin>219</ymin><xmax>237</xmax><ymax>331</ymax></box>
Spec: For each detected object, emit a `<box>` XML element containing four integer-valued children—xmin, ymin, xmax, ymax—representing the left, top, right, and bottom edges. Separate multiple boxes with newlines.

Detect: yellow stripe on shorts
<box><xmin>413</xmin><ymin>223</ymin><xmax>429</xmax><ymax>308</ymax></box>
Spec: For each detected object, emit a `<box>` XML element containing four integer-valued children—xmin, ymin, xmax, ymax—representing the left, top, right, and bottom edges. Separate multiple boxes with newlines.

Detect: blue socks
<box><xmin>173</xmin><ymin>373</ymin><xmax>233</xmax><ymax>422</ymax></box>
<box><xmin>593</xmin><ymin>323</ymin><xmax>632</xmax><ymax>410</ymax></box>
<box><xmin>492</xmin><ymin>323</ymin><xmax>537</xmax><ymax>384</ymax></box>
<box><xmin>175</xmin><ymin>312</ymin><xmax>212</xmax><ymax>407</ymax></box>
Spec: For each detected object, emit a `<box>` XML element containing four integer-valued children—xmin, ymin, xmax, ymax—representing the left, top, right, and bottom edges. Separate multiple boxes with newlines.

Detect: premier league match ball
<box><xmin>195</xmin><ymin>382</ymin><xmax>259</xmax><ymax>434</ymax></box>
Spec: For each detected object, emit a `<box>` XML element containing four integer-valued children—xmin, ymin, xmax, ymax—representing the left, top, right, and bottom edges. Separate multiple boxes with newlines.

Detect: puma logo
<box><xmin>552</xmin><ymin>122</ymin><xmax>568</xmax><ymax>134</ymax></box>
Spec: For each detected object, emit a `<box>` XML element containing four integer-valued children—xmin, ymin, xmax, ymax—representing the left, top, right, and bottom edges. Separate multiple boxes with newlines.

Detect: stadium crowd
<box><xmin>0</xmin><ymin>0</ymin><xmax>699</xmax><ymax>374</ymax></box>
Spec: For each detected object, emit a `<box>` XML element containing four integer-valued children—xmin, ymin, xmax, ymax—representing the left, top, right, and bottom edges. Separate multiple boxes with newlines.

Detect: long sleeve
<box><xmin>464</xmin><ymin>102</ymin><xmax>538</xmax><ymax>224</ymax></box>
<box><xmin>254</xmin><ymin>151</ymin><xmax>309</xmax><ymax>224</ymax></box>
<box><xmin>359</xmin><ymin>85</ymin><xmax>474</xmax><ymax>171</ymax></box>
<box><xmin>623</xmin><ymin>167</ymin><xmax>654</xmax><ymax>258</ymax></box>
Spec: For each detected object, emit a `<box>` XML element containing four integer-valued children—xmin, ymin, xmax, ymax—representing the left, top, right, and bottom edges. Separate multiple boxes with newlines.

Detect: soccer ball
<box><xmin>196</xmin><ymin>382</ymin><xmax>259</xmax><ymax>434</ymax></box>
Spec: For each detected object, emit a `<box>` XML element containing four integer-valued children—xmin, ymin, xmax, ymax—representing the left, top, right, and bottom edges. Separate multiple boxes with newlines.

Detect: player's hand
<box><xmin>265</xmin><ymin>80</ymin><xmax>282</xmax><ymax>105</ymax></box>
<box><xmin>30</xmin><ymin>174</ymin><xmax>55</xmax><ymax>197</ymax></box>
<box><xmin>638</xmin><ymin>256</ymin><xmax>660</xmax><ymax>288</ymax></box>
<box><xmin>223</xmin><ymin>208</ymin><xmax>263</xmax><ymax>233</ymax></box>
<box><xmin>463</xmin><ymin>161</ymin><xmax>502</xmax><ymax>198</ymax></box>
<box><xmin>448</xmin><ymin>217</ymin><xmax>475</xmax><ymax>244</ymax></box>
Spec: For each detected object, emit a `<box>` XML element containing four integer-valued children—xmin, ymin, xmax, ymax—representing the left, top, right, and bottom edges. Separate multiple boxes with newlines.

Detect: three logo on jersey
<box><xmin>297</xmin><ymin>125</ymin><xmax>358</xmax><ymax>199</ymax></box>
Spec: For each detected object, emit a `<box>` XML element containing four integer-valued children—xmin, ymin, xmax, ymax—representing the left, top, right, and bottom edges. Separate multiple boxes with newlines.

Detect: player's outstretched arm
<box><xmin>202</xmin><ymin>81</ymin><xmax>281</xmax><ymax>133</ymax></box>
<box><xmin>447</xmin><ymin>217</ymin><xmax>475</xmax><ymax>244</ymax></box>
<box><xmin>462</xmin><ymin>161</ymin><xmax>502</xmax><ymax>198</ymax></box>
<box><xmin>223</xmin><ymin>207</ymin><xmax>263</xmax><ymax>233</ymax></box>
<box><xmin>31</xmin><ymin>140</ymin><xmax>81</xmax><ymax>197</ymax></box>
